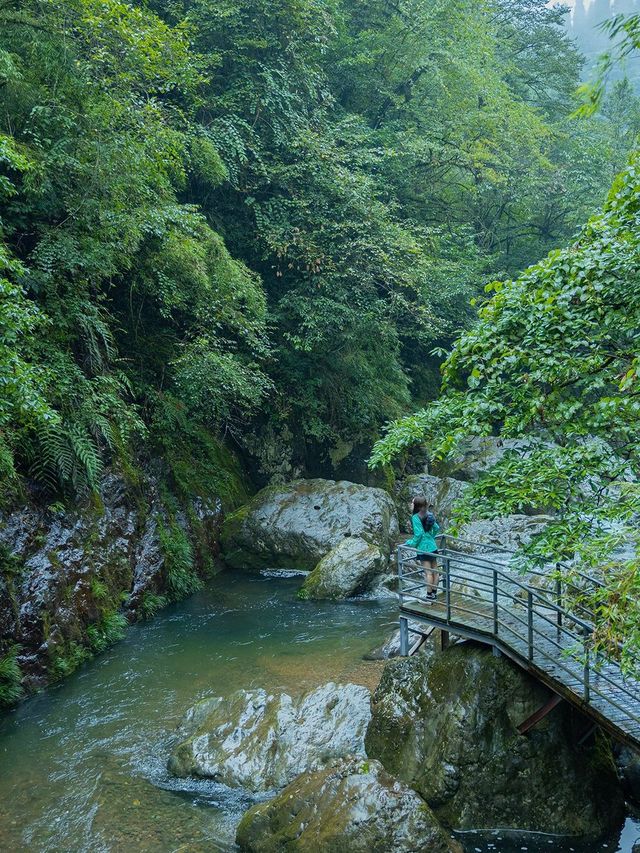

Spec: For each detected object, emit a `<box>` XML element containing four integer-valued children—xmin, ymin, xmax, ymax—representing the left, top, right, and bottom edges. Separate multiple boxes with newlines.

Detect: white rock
<box><xmin>169</xmin><ymin>682</ymin><xmax>372</xmax><ymax>792</ymax></box>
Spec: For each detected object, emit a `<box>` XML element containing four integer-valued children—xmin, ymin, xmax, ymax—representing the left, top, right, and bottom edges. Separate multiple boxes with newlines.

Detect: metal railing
<box><xmin>397</xmin><ymin>535</ymin><xmax>640</xmax><ymax>731</ymax></box>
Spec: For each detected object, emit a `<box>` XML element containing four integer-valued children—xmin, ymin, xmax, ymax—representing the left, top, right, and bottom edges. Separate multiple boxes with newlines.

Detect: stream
<box><xmin>0</xmin><ymin>570</ymin><xmax>638</xmax><ymax>853</ymax></box>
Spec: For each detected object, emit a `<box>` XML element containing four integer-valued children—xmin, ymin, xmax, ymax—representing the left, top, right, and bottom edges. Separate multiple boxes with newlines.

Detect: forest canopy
<box><xmin>371</xmin><ymin>15</ymin><xmax>640</xmax><ymax>671</ymax></box>
<box><xmin>1</xmin><ymin>0</ymin><xmax>638</xmax><ymax>500</ymax></box>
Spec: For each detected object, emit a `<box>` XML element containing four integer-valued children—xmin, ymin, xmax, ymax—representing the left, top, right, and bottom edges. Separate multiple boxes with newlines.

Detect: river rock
<box><xmin>616</xmin><ymin>745</ymin><xmax>640</xmax><ymax>804</ymax></box>
<box><xmin>221</xmin><ymin>479</ymin><xmax>398</xmax><ymax>570</ymax></box>
<box><xmin>298</xmin><ymin>537</ymin><xmax>386</xmax><ymax>600</ymax></box>
<box><xmin>365</xmin><ymin>644</ymin><xmax>624</xmax><ymax>839</ymax></box>
<box><xmin>169</xmin><ymin>682</ymin><xmax>371</xmax><ymax>792</ymax></box>
<box><xmin>455</xmin><ymin>514</ymin><xmax>551</xmax><ymax>553</ymax></box>
<box><xmin>235</xmin><ymin>756</ymin><xmax>462</xmax><ymax>853</ymax></box>
<box><xmin>395</xmin><ymin>474</ymin><xmax>469</xmax><ymax>533</ymax></box>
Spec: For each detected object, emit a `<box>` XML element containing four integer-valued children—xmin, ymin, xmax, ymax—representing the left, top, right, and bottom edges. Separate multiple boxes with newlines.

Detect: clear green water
<box><xmin>0</xmin><ymin>570</ymin><xmax>637</xmax><ymax>853</ymax></box>
<box><xmin>0</xmin><ymin>572</ymin><xmax>395</xmax><ymax>852</ymax></box>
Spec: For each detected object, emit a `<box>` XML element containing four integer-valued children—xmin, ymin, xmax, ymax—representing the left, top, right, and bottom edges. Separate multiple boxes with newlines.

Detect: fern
<box><xmin>49</xmin><ymin>642</ymin><xmax>90</xmax><ymax>681</ymax></box>
<box><xmin>139</xmin><ymin>591</ymin><xmax>168</xmax><ymax>618</ymax></box>
<box><xmin>29</xmin><ymin>422</ymin><xmax>103</xmax><ymax>493</ymax></box>
<box><xmin>0</xmin><ymin>646</ymin><xmax>23</xmax><ymax>706</ymax></box>
<box><xmin>77</xmin><ymin>306</ymin><xmax>117</xmax><ymax>376</ymax></box>
<box><xmin>90</xmin><ymin>576</ymin><xmax>108</xmax><ymax>601</ymax></box>
<box><xmin>158</xmin><ymin>519</ymin><xmax>203</xmax><ymax>601</ymax></box>
<box><xmin>86</xmin><ymin>611</ymin><xmax>128</xmax><ymax>653</ymax></box>
<box><xmin>67</xmin><ymin>423</ymin><xmax>103</xmax><ymax>488</ymax></box>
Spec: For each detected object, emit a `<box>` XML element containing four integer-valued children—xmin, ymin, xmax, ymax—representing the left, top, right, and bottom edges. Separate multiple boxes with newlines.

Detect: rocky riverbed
<box><xmin>3</xmin><ymin>453</ymin><xmax>640</xmax><ymax>851</ymax></box>
<box><xmin>166</xmin><ymin>635</ymin><xmax>630</xmax><ymax>851</ymax></box>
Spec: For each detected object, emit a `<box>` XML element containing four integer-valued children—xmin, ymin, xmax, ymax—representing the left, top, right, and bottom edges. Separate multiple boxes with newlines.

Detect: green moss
<box><xmin>0</xmin><ymin>646</ymin><xmax>23</xmax><ymax>706</ymax></box>
<box><xmin>151</xmin><ymin>393</ymin><xmax>250</xmax><ymax>511</ymax></box>
<box><xmin>220</xmin><ymin>501</ymin><xmax>251</xmax><ymax>552</ymax></box>
<box><xmin>380</xmin><ymin>464</ymin><xmax>396</xmax><ymax>495</ymax></box>
<box><xmin>88</xmin><ymin>489</ymin><xmax>105</xmax><ymax>516</ymax></box>
<box><xmin>297</xmin><ymin>568</ymin><xmax>324</xmax><ymax>600</ymax></box>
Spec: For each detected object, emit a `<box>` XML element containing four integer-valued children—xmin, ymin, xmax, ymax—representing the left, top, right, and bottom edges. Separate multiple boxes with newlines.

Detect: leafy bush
<box><xmin>49</xmin><ymin>642</ymin><xmax>90</xmax><ymax>681</ymax></box>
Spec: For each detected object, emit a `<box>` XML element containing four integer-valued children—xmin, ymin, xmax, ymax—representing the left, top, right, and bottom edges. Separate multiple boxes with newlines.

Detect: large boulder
<box><xmin>298</xmin><ymin>537</ymin><xmax>386</xmax><ymax>600</ymax></box>
<box><xmin>616</xmin><ymin>745</ymin><xmax>640</xmax><ymax>805</ymax></box>
<box><xmin>455</xmin><ymin>514</ymin><xmax>551</xmax><ymax>553</ymax></box>
<box><xmin>394</xmin><ymin>474</ymin><xmax>469</xmax><ymax>533</ymax></box>
<box><xmin>169</xmin><ymin>683</ymin><xmax>371</xmax><ymax>792</ymax></box>
<box><xmin>235</xmin><ymin>756</ymin><xmax>462</xmax><ymax>853</ymax></box>
<box><xmin>365</xmin><ymin>644</ymin><xmax>624</xmax><ymax>840</ymax></box>
<box><xmin>221</xmin><ymin>479</ymin><xmax>398</xmax><ymax>570</ymax></box>
<box><xmin>431</xmin><ymin>437</ymin><xmax>531</xmax><ymax>482</ymax></box>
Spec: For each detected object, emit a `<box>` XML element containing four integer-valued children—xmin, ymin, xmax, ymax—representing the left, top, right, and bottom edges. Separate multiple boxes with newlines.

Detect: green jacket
<box><xmin>405</xmin><ymin>513</ymin><xmax>440</xmax><ymax>554</ymax></box>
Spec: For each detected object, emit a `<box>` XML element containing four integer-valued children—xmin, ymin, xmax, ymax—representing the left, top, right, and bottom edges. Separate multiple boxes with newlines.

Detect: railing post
<box><xmin>444</xmin><ymin>555</ymin><xmax>451</xmax><ymax>623</ymax></box>
<box><xmin>583</xmin><ymin>628</ymin><xmax>590</xmax><ymax>703</ymax></box>
<box><xmin>555</xmin><ymin>569</ymin><xmax>562</xmax><ymax>644</ymax></box>
<box><xmin>527</xmin><ymin>590</ymin><xmax>534</xmax><ymax>661</ymax></box>
<box><xmin>399</xmin><ymin>616</ymin><xmax>409</xmax><ymax>657</ymax></box>
<box><xmin>493</xmin><ymin>568</ymin><xmax>499</xmax><ymax>636</ymax></box>
<box><xmin>397</xmin><ymin>547</ymin><xmax>403</xmax><ymax>607</ymax></box>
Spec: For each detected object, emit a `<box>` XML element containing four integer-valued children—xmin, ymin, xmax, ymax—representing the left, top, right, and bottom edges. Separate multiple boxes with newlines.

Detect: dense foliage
<box><xmin>0</xmin><ymin>0</ymin><xmax>637</xmax><ymax>499</ymax></box>
<box><xmin>371</xmin><ymin>150</ymin><xmax>640</xmax><ymax>672</ymax></box>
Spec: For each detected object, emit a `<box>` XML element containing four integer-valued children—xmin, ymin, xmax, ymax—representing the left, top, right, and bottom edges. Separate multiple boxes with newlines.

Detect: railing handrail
<box><xmin>396</xmin><ymin>540</ymin><xmax>640</xmax><ymax>732</ymax></box>
<box><xmin>434</xmin><ymin>533</ymin><xmax>640</xmax><ymax>668</ymax></box>
<box><xmin>398</xmin><ymin>543</ymin><xmax>593</xmax><ymax>632</ymax></box>
<box><xmin>437</xmin><ymin>533</ymin><xmax>607</xmax><ymax>589</ymax></box>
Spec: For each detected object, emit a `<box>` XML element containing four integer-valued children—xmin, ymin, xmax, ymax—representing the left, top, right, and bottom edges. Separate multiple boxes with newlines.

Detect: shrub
<box><xmin>159</xmin><ymin>519</ymin><xmax>203</xmax><ymax>601</ymax></box>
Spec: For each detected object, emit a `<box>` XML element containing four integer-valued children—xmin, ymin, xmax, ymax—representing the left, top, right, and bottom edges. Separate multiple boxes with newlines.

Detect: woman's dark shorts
<box><xmin>417</xmin><ymin>550</ymin><xmax>439</xmax><ymax>561</ymax></box>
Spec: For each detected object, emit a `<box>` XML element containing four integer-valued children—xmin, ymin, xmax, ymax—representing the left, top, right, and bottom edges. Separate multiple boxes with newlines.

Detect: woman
<box><xmin>405</xmin><ymin>497</ymin><xmax>440</xmax><ymax>599</ymax></box>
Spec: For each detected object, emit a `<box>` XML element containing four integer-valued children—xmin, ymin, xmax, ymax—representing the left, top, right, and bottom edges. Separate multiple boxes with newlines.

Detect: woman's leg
<box><xmin>420</xmin><ymin>558</ymin><xmax>430</xmax><ymax>593</ymax></box>
<box><xmin>426</xmin><ymin>556</ymin><xmax>439</xmax><ymax>595</ymax></box>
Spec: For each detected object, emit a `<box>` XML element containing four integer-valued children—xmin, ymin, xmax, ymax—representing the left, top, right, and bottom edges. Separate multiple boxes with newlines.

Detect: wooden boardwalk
<box><xmin>397</xmin><ymin>537</ymin><xmax>640</xmax><ymax>751</ymax></box>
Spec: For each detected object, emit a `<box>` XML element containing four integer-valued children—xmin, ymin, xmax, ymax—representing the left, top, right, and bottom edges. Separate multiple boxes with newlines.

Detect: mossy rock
<box><xmin>221</xmin><ymin>479</ymin><xmax>398</xmax><ymax>571</ymax></box>
<box><xmin>298</xmin><ymin>537</ymin><xmax>385</xmax><ymax>600</ymax></box>
<box><xmin>168</xmin><ymin>683</ymin><xmax>371</xmax><ymax>792</ymax></box>
<box><xmin>235</xmin><ymin>756</ymin><xmax>462</xmax><ymax>853</ymax></box>
<box><xmin>365</xmin><ymin>643</ymin><xmax>625</xmax><ymax>840</ymax></box>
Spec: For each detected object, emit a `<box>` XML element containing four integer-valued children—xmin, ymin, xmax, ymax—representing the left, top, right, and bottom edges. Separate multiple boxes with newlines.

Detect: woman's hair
<box><xmin>411</xmin><ymin>496</ymin><xmax>427</xmax><ymax>514</ymax></box>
